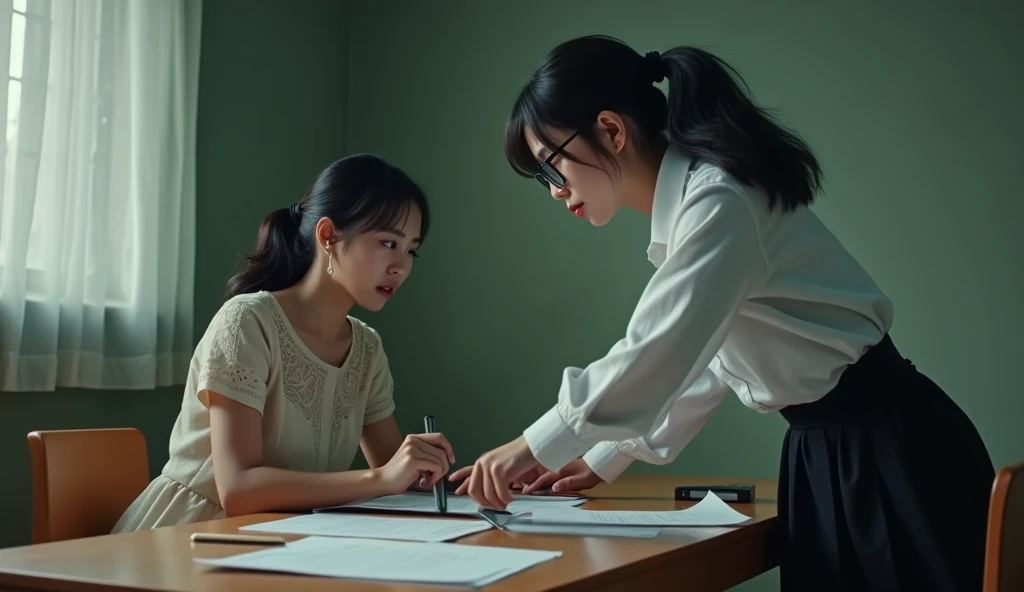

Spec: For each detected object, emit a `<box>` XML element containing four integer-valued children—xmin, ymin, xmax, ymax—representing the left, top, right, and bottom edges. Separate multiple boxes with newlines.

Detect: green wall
<box><xmin>348</xmin><ymin>0</ymin><xmax>1023</xmax><ymax>467</ymax></box>
<box><xmin>0</xmin><ymin>0</ymin><xmax>350</xmax><ymax>548</ymax></box>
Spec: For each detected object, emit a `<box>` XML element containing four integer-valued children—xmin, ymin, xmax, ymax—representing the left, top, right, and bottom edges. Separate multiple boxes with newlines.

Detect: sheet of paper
<box><xmin>240</xmin><ymin>513</ymin><xmax>493</xmax><ymax>542</ymax></box>
<box><xmin>505</xmin><ymin>516</ymin><xmax>661</xmax><ymax>538</ymax></box>
<box><xmin>530</xmin><ymin>491</ymin><xmax>751</xmax><ymax>527</ymax></box>
<box><xmin>509</xmin><ymin>487</ymin><xmax>585</xmax><ymax>497</ymax></box>
<box><xmin>315</xmin><ymin>491</ymin><xmax>586</xmax><ymax>517</ymax></box>
<box><xmin>196</xmin><ymin>535</ymin><xmax>561</xmax><ymax>587</ymax></box>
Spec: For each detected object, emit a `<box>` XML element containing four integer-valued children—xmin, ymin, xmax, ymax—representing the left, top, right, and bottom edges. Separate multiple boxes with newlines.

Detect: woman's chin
<box><xmin>358</xmin><ymin>299</ymin><xmax>386</xmax><ymax>312</ymax></box>
<box><xmin>355</xmin><ymin>291</ymin><xmax>391</xmax><ymax>312</ymax></box>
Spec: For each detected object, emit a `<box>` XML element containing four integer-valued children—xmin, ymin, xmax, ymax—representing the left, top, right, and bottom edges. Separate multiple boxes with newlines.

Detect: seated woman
<box><xmin>113</xmin><ymin>154</ymin><xmax>453</xmax><ymax>531</ymax></box>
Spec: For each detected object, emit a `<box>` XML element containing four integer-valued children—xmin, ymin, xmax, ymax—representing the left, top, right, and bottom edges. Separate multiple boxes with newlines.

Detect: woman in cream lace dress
<box><xmin>113</xmin><ymin>155</ymin><xmax>454</xmax><ymax>531</ymax></box>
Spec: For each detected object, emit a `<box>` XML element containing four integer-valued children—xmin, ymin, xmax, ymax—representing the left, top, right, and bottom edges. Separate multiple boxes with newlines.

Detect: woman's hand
<box><xmin>376</xmin><ymin>433</ymin><xmax>454</xmax><ymax>495</ymax></box>
<box><xmin>511</xmin><ymin>465</ymin><xmax>547</xmax><ymax>491</ymax></box>
<box><xmin>519</xmin><ymin>458</ymin><xmax>603</xmax><ymax>494</ymax></box>
<box><xmin>448</xmin><ymin>435</ymin><xmax>538</xmax><ymax>510</ymax></box>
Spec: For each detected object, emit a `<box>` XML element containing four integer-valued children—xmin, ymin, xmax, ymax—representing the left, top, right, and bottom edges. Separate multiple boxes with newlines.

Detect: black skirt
<box><xmin>778</xmin><ymin>334</ymin><xmax>994</xmax><ymax>592</ymax></box>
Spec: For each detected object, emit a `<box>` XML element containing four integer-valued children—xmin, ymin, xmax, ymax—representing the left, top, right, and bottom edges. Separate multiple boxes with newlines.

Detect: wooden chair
<box><xmin>984</xmin><ymin>460</ymin><xmax>1024</xmax><ymax>592</ymax></box>
<box><xmin>27</xmin><ymin>428</ymin><xmax>150</xmax><ymax>544</ymax></box>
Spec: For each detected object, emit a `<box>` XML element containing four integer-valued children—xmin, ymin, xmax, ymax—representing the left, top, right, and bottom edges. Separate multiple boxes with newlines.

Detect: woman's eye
<box><xmin>381</xmin><ymin>240</ymin><xmax>396</xmax><ymax>249</ymax></box>
<box><xmin>409</xmin><ymin>250</ymin><xmax>419</xmax><ymax>258</ymax></box>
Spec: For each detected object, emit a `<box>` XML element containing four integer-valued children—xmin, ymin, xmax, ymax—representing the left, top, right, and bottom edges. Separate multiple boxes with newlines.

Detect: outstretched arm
<box><xmin>209</xmin><ymin>393</ymin><xmax>452</xmax><ymax>516</ymax></box>
<box><xmin>525</xmin><ymin>183</ymin><xmax>766</xmax><ymax>472</ymax></box>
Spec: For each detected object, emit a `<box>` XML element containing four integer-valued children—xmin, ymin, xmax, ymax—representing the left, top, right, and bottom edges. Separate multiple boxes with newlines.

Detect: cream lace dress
<box><xmin>111</xmin><ymin>290</ymin><xmax>395</xmax><ymax>532</ymax></box>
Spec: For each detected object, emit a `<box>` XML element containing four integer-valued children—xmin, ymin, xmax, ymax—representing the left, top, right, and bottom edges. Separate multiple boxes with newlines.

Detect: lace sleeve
<box><xmin>196</xmin><ymin>298</ymin><xmax>272</xmax><ymax>415</ymax></box>
<box><xmin>363</xmin><ymin>336</ymin><xmax>395</xmax><ymax>425</ymax></box>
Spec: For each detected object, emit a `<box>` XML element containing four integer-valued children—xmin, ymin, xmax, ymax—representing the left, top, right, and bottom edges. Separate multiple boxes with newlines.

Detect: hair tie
<box><xmin>645</xmin><ymin>51</ymin><xmax>666</xmax><ymax>83</ymax></box>
<box><xmin>288</xmin><ymin>202</ymin><xmax>301</xmax><ymax>222</ymax></box>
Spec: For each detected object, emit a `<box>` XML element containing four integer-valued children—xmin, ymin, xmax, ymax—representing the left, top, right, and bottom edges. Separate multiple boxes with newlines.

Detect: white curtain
<box><xmin>0</xmin><ymin>0</ymin><xmax>201</xmax><ymax>391</ymax></box>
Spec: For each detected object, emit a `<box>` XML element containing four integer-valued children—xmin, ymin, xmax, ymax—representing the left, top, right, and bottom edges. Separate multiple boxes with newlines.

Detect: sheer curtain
<box><xmin>0</xmin><ymin>0</ymin><xmax>201</xmax><ymax>391</ymax></box>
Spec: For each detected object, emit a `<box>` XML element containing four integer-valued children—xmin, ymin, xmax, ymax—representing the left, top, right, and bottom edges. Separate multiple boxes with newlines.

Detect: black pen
<box><xmin>423</xmin><ymin>415</ymin><xmax>447</xmax><ymax>514</ymax></box>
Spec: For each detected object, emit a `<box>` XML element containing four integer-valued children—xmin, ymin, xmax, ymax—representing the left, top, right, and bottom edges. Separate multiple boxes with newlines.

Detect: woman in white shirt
<box><xmin>450</xmin><ymin>36</ymin><xmax>993</xmax><ymax>592</ymax></box>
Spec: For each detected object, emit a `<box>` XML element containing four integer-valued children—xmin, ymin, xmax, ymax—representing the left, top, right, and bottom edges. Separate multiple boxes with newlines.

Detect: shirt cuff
<box><xmin>522</xmin><ymin>406</ymin><xmax>592</xmax><ymax>472</ymax></box>
<box><xmin>582</xmin><ymin>441</ymin><xmax>635</xmax><ymax>483</ymax></box>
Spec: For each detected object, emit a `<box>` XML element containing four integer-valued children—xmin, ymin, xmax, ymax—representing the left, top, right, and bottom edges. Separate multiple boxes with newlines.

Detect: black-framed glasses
<box><xmin>535</xmin><ymin>131</ymin><xmax>578</xmax><ymax>189</ymax></box>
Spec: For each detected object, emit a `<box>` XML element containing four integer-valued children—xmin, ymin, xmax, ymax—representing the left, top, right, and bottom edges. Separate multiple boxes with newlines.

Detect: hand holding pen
<box><xmin>375</xmin><ymin>430</ymin><xmax>454</xmax><ymax>496</ymax></box>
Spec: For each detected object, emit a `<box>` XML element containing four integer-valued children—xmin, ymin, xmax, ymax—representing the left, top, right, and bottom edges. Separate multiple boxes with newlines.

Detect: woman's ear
<box><xmin>315</xmin><ymin>217</ymin><xmax>336</xmax><ymax>249</ymax></box>
<box><xmin>595</xmin><ymin>110</ymin><xmax>628</xmax><ymax>154</ymax></box>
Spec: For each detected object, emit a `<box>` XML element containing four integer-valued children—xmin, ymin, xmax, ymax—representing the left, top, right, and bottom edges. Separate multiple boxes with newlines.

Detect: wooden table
<box><xmin>0</xmin><ymin>475</ymin><xmax>778</xmax><ymax>592</ymax></box>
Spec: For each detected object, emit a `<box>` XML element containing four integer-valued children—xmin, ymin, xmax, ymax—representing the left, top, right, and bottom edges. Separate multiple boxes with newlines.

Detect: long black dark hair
<box><xmin>505</xmin><ymin>35</ymin><xmax>822</xmax><ymax>212</ymax></box>
<box><xmin>225</xmin><ymin>154</ymin><xmax>430</xmax><ymax>300</ymax></box>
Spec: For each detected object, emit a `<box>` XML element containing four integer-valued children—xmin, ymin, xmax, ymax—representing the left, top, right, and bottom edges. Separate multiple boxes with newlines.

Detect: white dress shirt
<box><xmin>522</xmin><ymin>146</ymin><xmax>894</xmax><ymax>482</ymax></box>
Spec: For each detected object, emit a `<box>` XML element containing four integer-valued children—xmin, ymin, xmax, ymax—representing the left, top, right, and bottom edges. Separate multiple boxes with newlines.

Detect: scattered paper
<box><xmin>316</xmin><ymin>491</ymin><xmax>586</xmax><ymax>517</ymax></box>
<box><xmin>196</xmin><ymin>535</ymin><xmax>561</xmax><ymax>587</ymax></box>
<box><xmin>530</xmin><ymin>491</ymin><xmax>751</xmax><ymax>527</ymax></box>
<box><xmin>241</xmin><ymin>513</ymin><xmax>493</xmax><ymax>542</ymax></box>
<box><xmin>505</xmin><ymin>516</ymin><xmax>661</xmax><ymax>538</ymax></box>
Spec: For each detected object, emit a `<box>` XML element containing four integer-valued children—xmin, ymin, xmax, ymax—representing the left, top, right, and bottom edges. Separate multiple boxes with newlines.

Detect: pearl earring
<box><xmin>324</xmin><ymin>241</ymin><xmax>334</xmax><ymax>275</ymax></box>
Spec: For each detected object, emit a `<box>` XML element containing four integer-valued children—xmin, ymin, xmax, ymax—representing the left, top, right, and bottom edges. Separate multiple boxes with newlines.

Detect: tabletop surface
<box><xmin>0</xmin><ymin>474</ymin><xmax>779</xmax><ymax>592</ymax></box>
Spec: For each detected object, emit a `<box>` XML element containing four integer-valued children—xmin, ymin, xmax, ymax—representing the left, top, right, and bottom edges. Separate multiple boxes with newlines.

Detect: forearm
<box><xmin>219</xmin><ymin>466</ymin><xmax>387</xmax><ymax>516</ymax></box>
<box><xmin>580</xmin><ymin>367</ymin><xmax>733</xmax><ymax>482</ymax></box>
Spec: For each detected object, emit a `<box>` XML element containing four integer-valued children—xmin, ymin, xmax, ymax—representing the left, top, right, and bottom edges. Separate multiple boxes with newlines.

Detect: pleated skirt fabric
<box><xmin>778</xmin><ymin>334</ymin><xmax>994</xmax><ymax>592</ymax></box>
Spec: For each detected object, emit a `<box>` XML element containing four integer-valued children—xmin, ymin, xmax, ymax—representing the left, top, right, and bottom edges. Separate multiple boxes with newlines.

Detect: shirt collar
<box><xmin>650</xmin><ymin>145</ymin><xmax>693</xmax><ymax>246</ymax></box>
<box><xmin>646</xmin><ymin>146</ymin><xmax>692</xmax><ymax>266</ymax></box>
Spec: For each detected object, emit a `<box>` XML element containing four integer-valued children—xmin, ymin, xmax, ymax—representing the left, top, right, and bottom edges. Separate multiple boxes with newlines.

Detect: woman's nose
<box><xmin>550</xmin><ymin>183</ymin><xmax>569</xmax><ymax>200</ymax></box>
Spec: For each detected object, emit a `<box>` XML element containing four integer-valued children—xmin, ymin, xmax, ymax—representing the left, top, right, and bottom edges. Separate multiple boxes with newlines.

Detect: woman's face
<box><xmin>525</xmin><ymin>126</ymin><xmax>623</xmax><ymax>227</ymax></box>
<box><xmin>323</xmin><ymin>205</ymin><xmax>422</xmax><ymax>312</ymax></box>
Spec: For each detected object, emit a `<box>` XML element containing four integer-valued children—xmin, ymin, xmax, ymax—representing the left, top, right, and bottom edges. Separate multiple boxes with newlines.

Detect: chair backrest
<box><xmin>27</xmin><ymin>428</ymin><xmax>150</xmax><ymax>544</ymax></box>
<box><xmin>984</xmin><ymin>460</ymin><xmax>1024</xmax><ymax>592</ymax></box>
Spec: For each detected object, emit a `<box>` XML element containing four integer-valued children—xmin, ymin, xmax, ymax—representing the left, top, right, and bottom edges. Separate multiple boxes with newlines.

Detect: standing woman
<box><xmin>450</xmin><ymin>36</ymin><xmax>993</xmax><ymax>591</ymax></box>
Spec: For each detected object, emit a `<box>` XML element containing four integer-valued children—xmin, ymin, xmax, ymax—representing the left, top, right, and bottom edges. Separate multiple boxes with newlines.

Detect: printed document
<box><xmin>196</xmin><ymin>536</ymin><xmax>562</xmax><ymax>587</ymax></box>
<box><xmin>241</xmin><ymin>513</ymin><xmax>493</xmax><ymax>542</ymax></box>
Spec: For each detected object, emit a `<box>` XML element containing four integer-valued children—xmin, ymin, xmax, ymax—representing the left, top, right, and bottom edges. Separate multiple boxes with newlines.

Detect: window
<box><xmin>0</xmin><ymin>0</ymin><xmax>200</xmax><ymax>392</ymax></box>
<box><xmin>1</xmin><ymin>0</ymin><xmax>26</xmax><ymax>274</ymax></box>
<box><xmin>2</xmin><ymin>0</ymin><xmax>136</xmax><ymax>305</ymax></box>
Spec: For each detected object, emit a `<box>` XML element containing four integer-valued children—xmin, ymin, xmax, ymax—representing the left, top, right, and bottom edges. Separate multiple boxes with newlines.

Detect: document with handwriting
<box><xmin>241</xmin><ymin>513</ymin><xmax>493</xmax><ymax>542</ymax></box>
<box><xmin>530</xmin><ymin>491</ymin><xmax>751</xmax><ymax>526</ymax></box>
<box><xmin>196</xmin><ymin>535</ymin><xmax>561</xmax><ymax>587</ymax></box>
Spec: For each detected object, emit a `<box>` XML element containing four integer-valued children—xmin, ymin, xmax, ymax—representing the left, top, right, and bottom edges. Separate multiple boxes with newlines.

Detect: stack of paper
<box><xmin>196</xmin><ymin>536</ymin><xmax>561</xmax><ymax>587</ymax></box>
<box><xmin>241</xmin><ymin>514</ymin><xmax>493</xmax><ymax>542</ymax></box>
<box><xmin>530</xmin><ymin>491</ymin><xmax>751</xmax><ymax>527</ymax></box>
<box><xmin>315</xmin><ymin>491</ymin><xmax>586</xmax><ymax>517</ymax></box>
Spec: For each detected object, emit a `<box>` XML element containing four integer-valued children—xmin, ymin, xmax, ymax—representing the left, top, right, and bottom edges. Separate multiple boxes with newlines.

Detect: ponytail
<box><xmin>224</xmin><ymin>205</ymin><xmax>313</xmax><ymax>300</ymax></box>
<box><xmin>659</xmin><ymin>47</ymin><xmax>822</xmax><ymax>211</ymax></box>
<box><xmin>505</xmin><ymin>35</ymin><xmax>822</xmax><ymax>212</ymax></box>
<box><xmin>223</xmin><ymin>153</ymin><xmax>431</xmax><ymax>302</ymax></box>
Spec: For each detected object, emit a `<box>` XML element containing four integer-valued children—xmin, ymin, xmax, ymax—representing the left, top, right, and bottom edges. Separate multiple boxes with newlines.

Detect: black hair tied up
<box><xmin>644</xmin><ymin>51</ymin><xmax>666</xmax><ymax>83</ymax></box>
<box><xmin>505</xmin><ymin>35</ymin><xmax>822</xmax><ymax>212</ymax></box>
<box><xmin>225</xmin><ymin>154</ymin><xmax>430</xmax><ymax>300</ymax></box>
